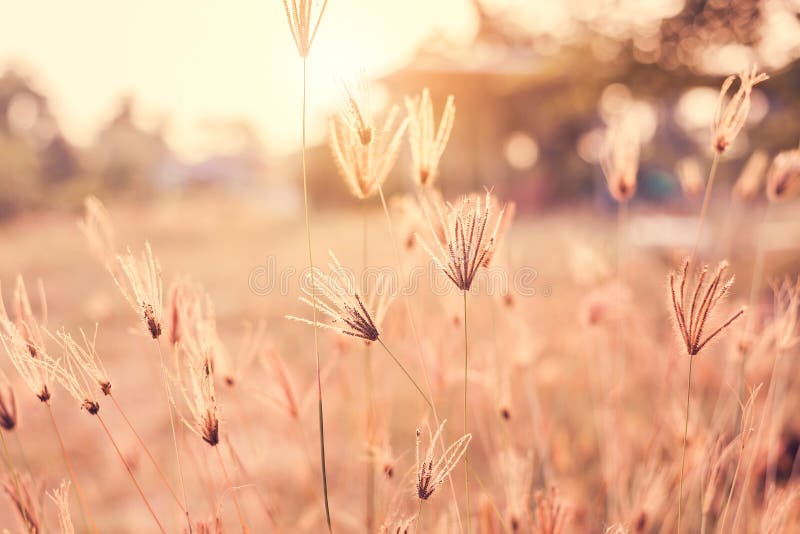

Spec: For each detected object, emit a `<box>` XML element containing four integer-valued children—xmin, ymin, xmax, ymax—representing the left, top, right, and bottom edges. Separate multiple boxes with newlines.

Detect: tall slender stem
<box><xmin>96</xmin><ymin>413</ymin><xmax>166</xmax><ymax>534</ymax></box>
<box><xmin>156</xmin><ymin>340</ymin><xmax>192</xmax><ymax>532</ymax></box>
<box><xmin>362</xmin><ymin>204</ymin><xmax>375</xmax><ymax>533</ymax></box>
<box><xmin>688</xmin><ymin>152</ymin><xmax>720</xmax><ymax>270</ymax></box>
<box><xmin>414</xmin><ymin>499</ymin><xmax>423</xmax><ymax>534</ymax></box>
<box><xmin>376</xmin><ymin>339</ymin><xmax>433</xmax><ymax>413</ymax></box>
<box><xmin>215</xmin><ymin>445</ymin><xmax>251</xmax><ymax>534</ymax></box>
<box><xmin>109</xmin><ymin>393</ymin><xmax>186</xmax><ymax>512</ymax></box>
<box><xmin>463</xmin><ymin>290</ymin><xmax>470</xmax><ymax>533</ymax></box>
<box><xmin>299</xmin><ymin>56</ymin><xmax>332</xmax><ymax>532</ymax></box>
<box><xmin>678</xmin><ymin>356</ymin><xmax>694</xmax><ymax>534</ymax></box>
<box><xmin>46</xmin><ymin>404</ymin><xmax>98</xmax><ymax>534</ymax></box>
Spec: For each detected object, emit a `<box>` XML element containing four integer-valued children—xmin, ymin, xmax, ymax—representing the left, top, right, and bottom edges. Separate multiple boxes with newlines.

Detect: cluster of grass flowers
<box><xmin>2</xmin><ymin>5</ymin><xmax>800</xmax><ymax>533</ymax></box>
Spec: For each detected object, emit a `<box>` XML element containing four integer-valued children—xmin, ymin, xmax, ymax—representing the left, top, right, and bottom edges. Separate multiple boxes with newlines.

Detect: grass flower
<box><xmin>48</xmin><ymin>480</ymin><xmax>75</xmax><ymax>534</ymax></box>
<box><xmin>113</xmin><ymin>243</ymin><xmax>163</xmax><ymax>339</ymax></box>
<box><xmin>669</xmin><ymin>258</ymin><xmax>744</xmax><ymax>533</ymax></box>
<box><xmin>55</xmin><ymin>327</ymin><xmax>111</xmax><ymax>396</ymax></box>
<box><xmin>600</xmin><ymin>111</ymin><xmax>639</xmax><ymax>203</ymax></box>
<box><xmin>330</xmin><ymin>78</ymin><xmax>408</xmax><ymax>200</ymax></box>
<box><xmin>0</xmin><ymin>277</ymin><xmax>48</xmax><ymax>359</ymax></box>
<box><xmin>0</xmin><ymin>320</ymin><xmax>55</xmax><ymax>404</ymax></box>
<box><xmin>417</xmin><ymin>189</ymin><xmax>506</xmax><ymax>292</ymax></box>
<box><xmin>711</xmin><ymin>67</ymin><xmax>768</xmax><ymax>154</ymax></box>
<box><xmin>405</xmin><ymin>88</ymin><xmax>456</xmax><ymax>187</ymax></box>
<box><xmin>288</xmin><ymin>251</ymin><xmax>392</xmax><ymax>342</ymax></box>
<box><xmin>176</xmin><ymin>340</ymin><xmax>219</xmax><ymax>447</ymax></box>
<box><xmin>415</xmin><ymin>420</ymin><xmax>471</xmax><ymax>500</ymax></box>
<box><xmin>175</xmin><ymin>339</ymin><xmax>251</xmax><ymax>533</ymax></box>
<box><xmin>282</xmin><ymin>0</ymin><xmax>328</xmax><ymax>58</ymax></box>
<box><xmin>766</xmin><ymin>145</ymin><xmax>800</xmax><ymax>202</ymax></box>
<box><xmin>669</xmin><ymin>259</ymin><xmax>745</xmax><ymax>357</ymax></box>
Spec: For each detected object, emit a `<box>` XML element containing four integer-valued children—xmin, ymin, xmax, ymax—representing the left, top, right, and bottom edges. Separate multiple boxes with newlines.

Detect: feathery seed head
<box><xmin>0</xmin><ymin>277</ymin><xmax>48</xmax><ymax>360</ymax></box>
<box><xmin>405</xmin><ymin>88</ymin><xmax>456</xmax><ymax>187</ymax></box>
<box><xmin>0</xmin><ymin>321</ymin><xmax>54</xmax><ymax>404</ymax></box>
<box><xmin>113</xmin><ymin>243</ymin><xmax>163</xmax><ymax>339</ymax></box>
<box><xmin>765</xmin><ymin>146</ymin><xmax>800</xmax><ymax>202</ymax></box>
<box><xmin>330</xmin><ymin>78</ymin><xmax>408</xmax><ymax>200</ymax></box>
<box><xmin>415</xmin><ymin>420</ymin><xmax>471</xmax><ymax>500</ymax></box>
<box><xmin>711</xmin><ymin>67</ymin><xmax>768</xmax><ymax>154</ymax></box>
<box><xmin>176</xmin><ymin>341</ymin><xmax>219</xmax><ymax>446</ymax></box>
<box><xmin>600</xmin><ymin>110</ymin><xmax>639</xmax><ymax>203</ymax></box>
<box><xmin>282</xmin><ymin>0</ymin><xmax>328</xmax><ymax>58</ymax></box>
<box><xmin>668</xmin><ymin>259</ymin><xmax>745</xmax><ymax>356</ymax></box>
<box><xmin>417</xmin><ymin>189</ymin><xmax>507</xmax><ymax>291</ymax></box>
<box><xmin>49</xmin><ymin>332</ymin><xmax>102</xmax><ymax>415</ymax></box>
<box><xmin>55</xmin><ymin>327</ymin><xmax>111</xmax><ymax>396</ymax></box>
<box><xmin>48</xmin><ymin>480</ymin><xmax>75</xmax><ymax>534</ymax></box>
<box><xmin>287</xmin><ymin>251</ymin><xmax>394</xmax><ymax>342</ymax></box>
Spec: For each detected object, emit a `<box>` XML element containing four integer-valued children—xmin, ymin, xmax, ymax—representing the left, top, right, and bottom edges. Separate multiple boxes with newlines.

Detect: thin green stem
<box><xmin>97</xmin><ymin>413</ymin><xmax>166</xmax><ymax>534</ymax></box>
<box><xmin>299</xmin><ymin>56</ymin><xmax>332</xmax><ymax>532</ymax></box>
<box><xmin>678</xmin><ymin>356</ymin><xmax>694</xmax><ymax>534</ymax></box>
<box><xmin>377</xmin><ymin>339</ymin><xmax>434</xmax><ymax>413</ymax></box>
<box><xmin>463</xmin><ymin>290</ymin><xmax>470</xmax><ymax>533</ymax></box>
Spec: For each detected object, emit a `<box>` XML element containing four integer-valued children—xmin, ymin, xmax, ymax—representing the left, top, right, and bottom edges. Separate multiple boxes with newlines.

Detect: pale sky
<box><xmin>0</xmin><ymin>0</ymin><xmax>476</xmax><ymax>158</ymax></box>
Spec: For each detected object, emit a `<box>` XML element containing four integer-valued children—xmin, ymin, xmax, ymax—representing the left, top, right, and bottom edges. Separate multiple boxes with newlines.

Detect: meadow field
<box><xmin>2</xmin><ymin>1</ymin><xmax>800</xmax><ymax>533</ymax></box>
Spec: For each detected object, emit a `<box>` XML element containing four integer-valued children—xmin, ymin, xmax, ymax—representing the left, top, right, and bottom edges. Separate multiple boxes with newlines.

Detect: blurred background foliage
<box><xmin>1</xmin><ymin>0</ymin><xmax>799</xmax><ymax>218</ymax></box>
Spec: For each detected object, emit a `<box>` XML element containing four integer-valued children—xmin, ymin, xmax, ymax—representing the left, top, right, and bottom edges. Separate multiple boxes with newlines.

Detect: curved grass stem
<box><xmin>299</xmin><ymin>56</ymin><xmax>332</xmax><ymax>532</ymax></box>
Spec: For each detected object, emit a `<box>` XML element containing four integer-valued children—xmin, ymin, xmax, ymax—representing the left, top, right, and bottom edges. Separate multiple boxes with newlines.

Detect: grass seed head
<box><xmin>330</xmin><ymin>78</ymin><xmax>408</xmax><ymax>200</ymax></box>
<box><xmin>417</xmin><ymin>189</ymin><xmax>506</xmax><ymax>291</ymax></box>
<box><xmin>282</xmin><ymin>0</ymin><xmax>328</xmax><ymax>58</ymax></box>
<box><xmin>415</xmin><ymin>420</ymin><xmax>471</xmax><ymax>500</ymax></box>
<box><xmin>405</xmin><ymin>88</ymin><xmax>456</xmax><ymax>187</ymax></box>
<box><xmin>113</xmin><ymin>243</ymin><xmax>163</xmax><ymax>339</ymax></box>
<box><xmin>287</xmin><ymin>251</ymin><xmax>393</xmax><ymax>342</ymax></box>
<box><xmin>669</xmin><ymin>259</ymin><xmax>745</xmax><ymax>356</ymax></box>
<box><xmin>711</xmin><ymin>66</ymin><xmax>768</xmax><ymax>154</ymax></box>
